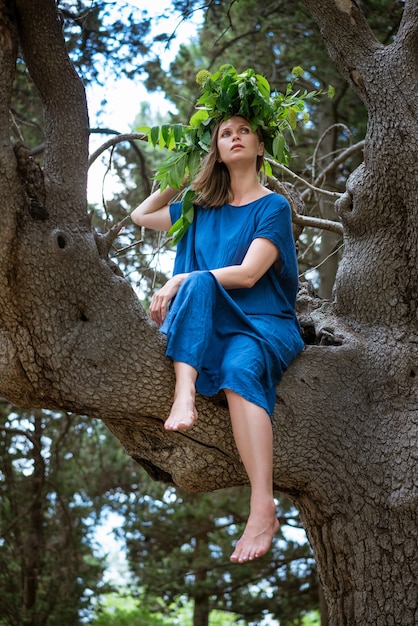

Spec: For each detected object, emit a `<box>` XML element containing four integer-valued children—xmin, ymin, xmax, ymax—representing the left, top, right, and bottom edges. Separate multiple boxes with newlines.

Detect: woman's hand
<box><xmin>149</xmin><ymin>274</ymin><xmax>188</xmax><ymax>326</ymax></box>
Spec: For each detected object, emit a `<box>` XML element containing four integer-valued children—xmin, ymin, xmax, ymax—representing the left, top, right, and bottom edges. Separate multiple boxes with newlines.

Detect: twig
<box><xmin>88</xmin><ymin>132</ymin><xmax>148</xmax><ymax>167</ymax></box>
<box><xmin>299</xmin><ymin>242</ymin><xmax>344</xmax><ymax>278</ymax></box>
<box><xmin>306</xmin><ymin>140</ymin><xmax>365</xmax><ymax>198</ymax></box>
<box><xmin>266</xmin><ymin>173</ymin><xmax>344</xmax><ymax>235</ymax></box>
<box><xmin>266</xmin><ymin>157</ymin><xmax>342</xmax><ymax>200</ymax></box>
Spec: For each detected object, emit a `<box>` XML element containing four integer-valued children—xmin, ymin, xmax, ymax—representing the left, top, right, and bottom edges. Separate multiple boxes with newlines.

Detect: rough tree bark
<box><xmin>0</xmin><ymin>0</ymin><xmax>417</xmax><ymax>624</ymax></box>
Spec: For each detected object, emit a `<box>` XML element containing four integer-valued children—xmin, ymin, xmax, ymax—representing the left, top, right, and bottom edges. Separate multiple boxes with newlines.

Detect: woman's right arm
<box><xmin>131</xmin><ymin>187</ymin><xmax>179</xmax><ymax>231</ymax></box>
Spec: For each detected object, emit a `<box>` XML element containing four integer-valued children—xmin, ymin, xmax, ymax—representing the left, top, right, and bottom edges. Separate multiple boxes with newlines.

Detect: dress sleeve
<box><xmin>169</xmin><ymin>201</ymin><xmax>183</xmax><ymax>225</ymax></box>
<box><xmin>253</xmin><ymin>194</ymin><xmax>295</xmax><ymax>272</ymax></box>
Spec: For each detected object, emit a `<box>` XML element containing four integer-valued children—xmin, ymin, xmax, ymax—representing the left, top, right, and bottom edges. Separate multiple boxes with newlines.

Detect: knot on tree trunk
<box><xmin>296</xmin><ymin>282</ymin><xmax>346</xmax><ymax>346</ymax></box>
<box><xmin>13</xmin><ymin>143</ymin><xmax>48</xmax><ymax>220</ymax></box>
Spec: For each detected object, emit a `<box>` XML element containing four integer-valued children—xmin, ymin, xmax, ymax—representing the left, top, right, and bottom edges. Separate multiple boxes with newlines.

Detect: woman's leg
<box><xmin>164</xmin><ymin>361</ymin><xmax>198</xmax><ymax>431</ymax></box>
<box><xmin>225</xmin><ymin>389</ymin><xmax>279</xmax><ymax>563</ymax></box>
<box><xmin>162</xmin><ymin>272</ymin><xmax>216</xmax><ymax>431</ymax></box>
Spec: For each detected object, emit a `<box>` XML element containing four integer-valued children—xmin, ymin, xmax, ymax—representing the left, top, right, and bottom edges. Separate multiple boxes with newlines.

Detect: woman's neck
<box><xmin>228</xmin><ymin>170</ymin><xmax>268</xmax><ymax>206</ymax></box>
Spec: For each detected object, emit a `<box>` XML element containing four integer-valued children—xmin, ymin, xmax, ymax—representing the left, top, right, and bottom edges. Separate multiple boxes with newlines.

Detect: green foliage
<box><xmin>92</xmin><ymin>593</ymin><xmax>168</xmax><ymax>625</ymax></box>
<box><xmin>191</xmin><ymin>64</ymin><xmax>321</xmax><ymax>158</ymax></box>
<box><xmin>300</xmin><ymin>611</ymin><xmax>321</xmax><ymax>625</ymax></box>
<box><xmin>92</xmin><ymin>592</ymin><xmax>243</xmax><ymax>625</ymax></box>
<box><xmin>138</xmin><ymin>64</ymin><xmax>326</xmax><ymax>243</ymax></box>
<box><xmin>11</xmin><ymin>61</ymin><xmax>44</xmax><ymax>148</ymax></box>
<box><xmin>11</xmin><ymin>1</ymin><xmax>158</xmax><ymax>148</ymax></box>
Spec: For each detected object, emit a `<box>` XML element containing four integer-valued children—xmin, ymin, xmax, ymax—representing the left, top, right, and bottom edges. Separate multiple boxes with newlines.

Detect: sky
<box><xmin>86</xmin><ymin>2</ymin><xmax>204</xmax><ymax>204</ymax></box>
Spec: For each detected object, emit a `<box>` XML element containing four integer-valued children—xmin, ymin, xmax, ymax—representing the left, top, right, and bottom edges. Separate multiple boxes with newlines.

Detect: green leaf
<box><xmin>190</xmin><ymin>109</ymin><xmax>209</xmax><ymax>127</ymax></box>
<box><xmin>182</xmin><ymin>191</ymin><xmax>195</xmax><ymax>224</ymax></box>
<box><xmin>256</xmin><ymin>74</ymin><xmax>270</xmax><ymax>99</ymax></box>
<box><xmin>262</xmin><ymin>160</ymin><xmax>272</xmax><ymax>177</ymax></box>
<box><xmin>172</xmin><ymin>151</ymin><xmax>188</xmax><ymax>185</ymax></box>
<box><xmin>167</xmin><ymin>188</ymin><xmax>196</xmax><ymax>245</ymax></box>
<box><xmin>272</xmin><ymin>134</ymin><xmax>286</xmax><ymax>162</ymax></box>
<box><xmin>187</xmin><ymin>148</ymin><xmax>201</xmax><ymax>178</ymax></box>
<box><xmin>150</xmin><ymin>126</ymin><xmax>159</xmax><ymax>148</ymax></box>
<box><xmin>173</xmin><ymin>124</ymin><xmax>183</xmax><ymax>143</ymax></box>
<box><xmin>154</xmin><ymin>151</ymin><xmax>189</xmax><ymax>189</ymax></box>
<box><xmin>161</xmin><ymin>125</ymin><xmax>170</xmax><ymax>146</ymax></box>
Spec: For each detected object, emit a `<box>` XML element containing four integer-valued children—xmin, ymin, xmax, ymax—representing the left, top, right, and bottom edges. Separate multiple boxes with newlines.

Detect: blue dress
<box><xmin>160</xmin><ymin>193</ymin><xmax>304</xmax><ymax>417</ymax></box>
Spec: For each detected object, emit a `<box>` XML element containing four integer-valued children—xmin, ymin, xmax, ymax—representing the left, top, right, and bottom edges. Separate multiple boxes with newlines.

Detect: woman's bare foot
<box><xmin>230</xmin><ymin>501</ymin><xmax>279</xmax><ymax>563</ymax></box>
<box><xmin>165</xmin><ymin>362</ymin><xmax>199</xmax><ymax>431</ymax></box>
<box><xmin>164</xmin><ymin>395</ymin><xmax>198</xmax><ymax>431</ymax></box>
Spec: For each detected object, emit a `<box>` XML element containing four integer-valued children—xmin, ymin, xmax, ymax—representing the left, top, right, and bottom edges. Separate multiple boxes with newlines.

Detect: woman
<box><xmin>131</xmin><ymin>115</ymin><xmax>304</xmax><ymax>563</ymax></box>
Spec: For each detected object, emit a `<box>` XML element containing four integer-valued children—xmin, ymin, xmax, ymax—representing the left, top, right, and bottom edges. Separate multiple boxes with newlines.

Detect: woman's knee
<box><xmin>183</xmin><ymin>270</ymin><xmax>216</xmax><ymax>292</ymax></box>
<box><xmin>179</xmin><ymin>271</ymin><xmax>217</xmax><ymax>307</ymax></box>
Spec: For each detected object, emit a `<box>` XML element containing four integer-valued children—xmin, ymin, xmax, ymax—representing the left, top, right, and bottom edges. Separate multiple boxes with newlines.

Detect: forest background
<box><xmin>0</xmin><ymin>1</ymin><xmax>405</xmax><ymax>626</ymax></box>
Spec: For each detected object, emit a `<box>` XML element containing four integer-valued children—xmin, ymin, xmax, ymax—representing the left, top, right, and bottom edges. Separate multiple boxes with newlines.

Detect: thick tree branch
<box><xmin>398</xmin><ymin>0</ymin><xmax>418</xmax><ymax>49</ymax></box>
<box><xmin>15</xmin><ymin>0</ymin><xmax>89</xmax><ymax>213</ymax></box>
<box><xmin>300</xmin><ymin>0</ymin><xmax>382</xmax><ymax>100</ymax></box>
<box><xmin>0</xmin><ymin>2</ymin><xmax>16</xmax><ymax>142</ymax></box>
<box><xmin>0</xmin><ymin>3</ymin><xmax>26</xmax><ymax>307</ymax></box>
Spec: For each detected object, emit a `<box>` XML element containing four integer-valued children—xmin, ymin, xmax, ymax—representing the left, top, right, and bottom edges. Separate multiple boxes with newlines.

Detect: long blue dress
<box><xmin>160</xmin><ymin>193</ymin><xmax>304</xmax><ymax>417</ymax></box>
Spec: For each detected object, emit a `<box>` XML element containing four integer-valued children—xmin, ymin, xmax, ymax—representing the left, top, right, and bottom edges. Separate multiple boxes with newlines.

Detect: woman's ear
<box><xmin>258</xmin><ymin>142</ymin><xmax>265</xmax><ymax>156</ymax></box>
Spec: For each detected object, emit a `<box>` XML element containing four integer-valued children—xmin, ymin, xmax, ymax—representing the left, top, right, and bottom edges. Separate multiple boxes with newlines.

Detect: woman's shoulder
<box><xmin>193</xmin><ymin>191</ymin><xmax>290</xmax><ymax>214</ymax></box>
<box><xmin>253</xmin><ymin>191</ymin><xmax>290</xmax><ymax>212</ymax></box>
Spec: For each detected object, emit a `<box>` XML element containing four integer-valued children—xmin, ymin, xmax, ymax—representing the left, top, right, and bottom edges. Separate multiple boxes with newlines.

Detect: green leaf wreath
<box><xmin>137</xmin><ymin>64</ymin><xmax>332</xmax><ymax>244</ymax></box>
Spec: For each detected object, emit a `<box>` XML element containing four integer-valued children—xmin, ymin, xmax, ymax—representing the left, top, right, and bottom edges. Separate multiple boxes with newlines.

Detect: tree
<box><xmin>0</xmin><ymin>1</ymin><xmax>417</xmax><ymax>625</ymax></box>
<box><xmin>0</xmin><ymin>406</ymin><xmax>106</xmax><ymax>625</ymax></box>
<box><xmin>3</xmin><ymin>13</ymin><xmax>320</xmax><ymax>622</ymax></box>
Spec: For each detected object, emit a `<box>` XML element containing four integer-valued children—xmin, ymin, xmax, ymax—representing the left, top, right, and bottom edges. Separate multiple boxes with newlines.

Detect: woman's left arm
<box><xmin>210</xmin><ymin>237</ymin><xmax>279</xmax><ymax>289</ymax></box>
<box><xmin>149</xmin><ymin>238</ymin><xmax>278</xmax><ymax>326</ymax></box>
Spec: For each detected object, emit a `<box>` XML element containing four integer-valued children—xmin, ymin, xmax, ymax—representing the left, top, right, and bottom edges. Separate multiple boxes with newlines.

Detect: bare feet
<box><xmin>164</xmin><ymin>395</ymin><xmax>198</xmax><ymax>431</ymax></box>
<box><xmin>230</xmin><ymin>502</ymin><xmax>279</xmax><ymax>563</ymax></box>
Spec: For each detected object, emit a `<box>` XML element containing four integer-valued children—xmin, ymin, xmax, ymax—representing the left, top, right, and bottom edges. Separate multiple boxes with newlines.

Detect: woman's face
<box><xmin>216</xmin><ymin>116</ymin><xmax>264</xmax><ymax>167</ymax></box>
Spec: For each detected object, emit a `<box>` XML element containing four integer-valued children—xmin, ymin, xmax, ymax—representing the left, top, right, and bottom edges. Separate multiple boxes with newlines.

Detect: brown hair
<box><xmin>191</xmin><ymin>118</ymin><xmax>265</xmax><ymax>208</ymax></box>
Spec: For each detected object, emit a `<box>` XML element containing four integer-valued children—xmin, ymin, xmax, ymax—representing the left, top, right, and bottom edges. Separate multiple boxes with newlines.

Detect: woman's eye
<box><xmin>241</xmin><ymin>127</ymin><xmax>250</xmax><ymax>134</ymax></box>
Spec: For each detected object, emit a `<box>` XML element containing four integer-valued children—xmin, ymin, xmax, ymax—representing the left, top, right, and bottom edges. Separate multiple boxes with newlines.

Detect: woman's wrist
<box><xmin>174</xmin><ymin>272</ymin><xmax>189</xmax><ymax>287</ymax></box>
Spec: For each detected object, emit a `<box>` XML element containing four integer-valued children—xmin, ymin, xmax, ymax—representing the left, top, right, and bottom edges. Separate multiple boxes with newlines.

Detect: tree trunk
<box><xmin>0</xmin><ymin>1</ymin><xmax>417</xmax><ymax>624</ymax></box>
<box><xmin>294</xmin><ymin>1</ymin><xmax>418</xmax><ymax>623</ymax></box>
<box><xmin>22</xmin><ymin>412</ymin><xmax>45</xmax><ymax>626</ymax></box>
<box><xmin>193</xmin><ymin>531</ymin><xmax>210</xmax><ymax>626</ymax></box>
